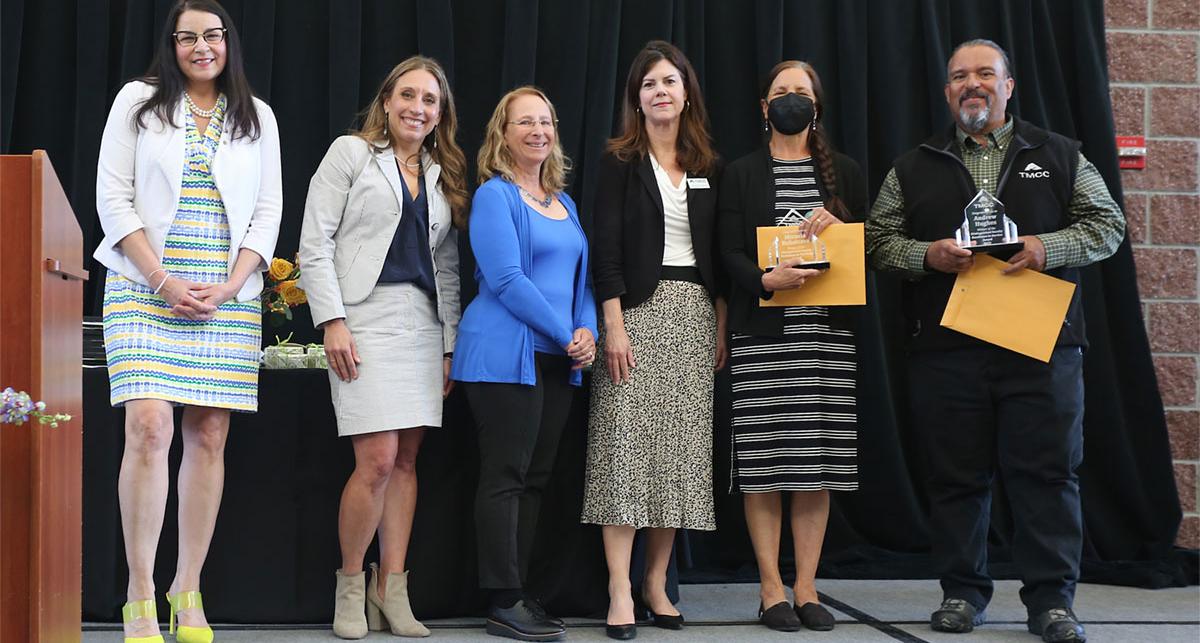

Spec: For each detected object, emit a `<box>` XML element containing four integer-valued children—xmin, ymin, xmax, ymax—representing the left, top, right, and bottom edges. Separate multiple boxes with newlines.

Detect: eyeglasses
<box><xmin>172</xmin><ymin>27</ymin><xmax>227</xmax><ymax>47</ymax></box>
<box><xmin>507</xmin><ymin>119</ymin><xmax>557</xmax><ymax>130</ymax></box>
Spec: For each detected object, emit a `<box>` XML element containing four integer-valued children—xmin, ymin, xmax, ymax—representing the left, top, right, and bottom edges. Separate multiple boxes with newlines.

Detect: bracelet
<box><xmin>153</xmin><ymin>273</ymin><xmax>172</xmax><ymax>295</ymax></box>
<box><xmin>147</xmin><ymin>267</ymin><xmax>167</xmax><ymax>286</ymax></box>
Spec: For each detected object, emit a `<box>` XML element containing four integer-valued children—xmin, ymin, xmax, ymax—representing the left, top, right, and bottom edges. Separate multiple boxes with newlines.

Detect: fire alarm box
<box><xmin>1117</xmin><ymin>136</ymin><xmax>1146</xmax><ymax>170</ymax></box>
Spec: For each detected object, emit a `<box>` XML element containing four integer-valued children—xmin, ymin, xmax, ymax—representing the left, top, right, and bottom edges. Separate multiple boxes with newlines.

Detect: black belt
<box><xmin>659</xmin><ymin>265</ymin><xmax>703</xmax><ymax>285</ymax></box>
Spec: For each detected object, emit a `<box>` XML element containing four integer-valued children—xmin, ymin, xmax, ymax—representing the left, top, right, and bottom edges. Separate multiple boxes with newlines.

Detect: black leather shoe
<box><xmin>486</xmin><ymin>600</ymin><xmax>566</xmax><ymax>641</ymax></box>
<box><xmin>795</xmin><ymin>602</ymin><xmax>836</xmax><ymax>631</ymax></box>
<box><xmin>525</xmin><ymin>598</ymin><xmax>564</xmax><ymax>628</ymax></box>
<box><xmin>758</xmin><ymin>601</ymin><xmax>802</xmax><ymax>632</ymax></box>
<box><xmin>605</xmin><ymin>623</ymin><xmax>637</xmax><ymax>640</ymax></box>
<box><xmin>640</xmin><ymin>594</ymin><xmax>684</xmax><ymax>630</ymax></box>
<box><xmin>1027</xmin><ymin>607</ymin><xmax>1086</xmax><ymax>642</ymax></box>
<box><xmin>930</xmin><ymin>598</ymin><xmax>986</xmax><ymax>633</ymax></box>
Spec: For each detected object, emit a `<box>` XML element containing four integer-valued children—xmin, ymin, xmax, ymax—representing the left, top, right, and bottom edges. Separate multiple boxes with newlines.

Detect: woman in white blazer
<box><xmin>298</xmin><ymin>56</ymin><xmax>467</xmax><ymax>640</ymax></box>
<box><xmin>93</xmin><ymin>2</ymin><xmax>280</xmax><ymax>642</ymax></box>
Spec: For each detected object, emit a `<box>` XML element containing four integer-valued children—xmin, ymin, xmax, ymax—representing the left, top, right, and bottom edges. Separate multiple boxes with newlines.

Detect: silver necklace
<box><xmin>518</xmin><ymin>183</ymin><xmax>553</xmax><ymax>208</ymax></box>
<box><xmin>184</xmin><ymin>92</ymin><xmax>218</xmax><ymax>118</ymax></box>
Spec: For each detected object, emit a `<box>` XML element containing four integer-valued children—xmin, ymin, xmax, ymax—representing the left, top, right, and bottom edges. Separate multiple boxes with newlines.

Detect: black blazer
<box><xmin>718</xmin><ymin>147</ymin><xmax>868</xmax><ymax>337</ymax></box>
<box><xmin>591</xmin><ymin>150</ymin><xmax>724</xmax><ymax>309</ymax></box>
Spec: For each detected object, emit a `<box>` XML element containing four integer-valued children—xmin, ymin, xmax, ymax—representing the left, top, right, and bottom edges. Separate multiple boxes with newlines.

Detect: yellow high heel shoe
<box><xmin>167</xmin><ymin>591</ymin><xmax>214</xmax><ymax>643</ymax></box>
<box><xmin>121</xmin><ymin>599</ymin><xmax>164</xmax><ymax>643</ymax></box>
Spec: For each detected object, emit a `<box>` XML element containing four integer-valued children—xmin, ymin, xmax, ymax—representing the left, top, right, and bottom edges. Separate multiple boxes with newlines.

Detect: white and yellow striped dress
<box><xmin>102</xmin><ymin>96</ymin><xmax>261</xmax><ymax>411</ymax></box>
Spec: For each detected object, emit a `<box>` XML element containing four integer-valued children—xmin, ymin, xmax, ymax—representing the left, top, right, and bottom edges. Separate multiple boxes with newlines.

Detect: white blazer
<box><xmin>298</xmin><ymin>135</ymin><xmax>461</xmax><ymax>354</ymax></box>
<box><xmin>94</xmin><ymin>80</ymin><xmax>282</xmax><ymax>302</ymax></box>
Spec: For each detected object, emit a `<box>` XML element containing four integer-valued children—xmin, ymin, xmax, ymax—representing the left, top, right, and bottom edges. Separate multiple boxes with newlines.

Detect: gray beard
<box><xmin>958</xmin><ymin>106</ymin><xmax>990</xmax><ymax>133</ymax></box>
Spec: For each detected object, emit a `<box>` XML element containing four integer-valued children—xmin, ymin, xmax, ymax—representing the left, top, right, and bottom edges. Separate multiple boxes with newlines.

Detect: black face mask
<box><xmin>767</xmin><ymin>93</ymin><xmax>815</xmax><ymax>135</ymax></box>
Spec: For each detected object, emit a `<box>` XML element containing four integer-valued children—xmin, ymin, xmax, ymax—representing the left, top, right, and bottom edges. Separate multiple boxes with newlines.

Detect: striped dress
<box><xmin>102</xmin><ymin>96</ymin><xmax>262</xmax><ymax>411</ymax></box>
<box><xmin>727</xmin><ymin>157</ymin><xmax>858</xmax><ymax>493</ymax></box>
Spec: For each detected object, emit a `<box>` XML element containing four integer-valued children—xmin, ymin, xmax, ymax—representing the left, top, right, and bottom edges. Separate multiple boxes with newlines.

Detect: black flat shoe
<box><xmin>1027</xmin><ymin>607</ymin><xmax>1086</xmax><ymax>642</ymax></box>
<box><xmin>930</xmin><ymin>598</ymin><xmax>986</xmax><ymax>634</ymax></box>
<box><xmin>758</xmin><ymin>601</ymin><xmax>802</xmax><ymax>632</ymax></box>
<box><xmin>486</xmin><ymin>600</ymin><xmax>566</xmax><ymax>641</ymax></box>
<box><xmin>526</xmin><ymin>597</ymin><xmax>565</xmax><ymax>628</ymax></box>
<box><xmin>795</xmin><ymin>602</ymin><xmax>835</xmax><ymax>631</ymax></box>
<box><xmin>605</xmin><ymin>623</ymin><xmax>637</xmax><ymax>640</ymax></box>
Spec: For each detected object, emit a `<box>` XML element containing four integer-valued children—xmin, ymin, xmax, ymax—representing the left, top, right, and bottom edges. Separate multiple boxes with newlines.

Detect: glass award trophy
<box><xmin>766</xmin><ymin>209</ymin><xmax>830</xmax><ymax>270</ymax></box>
<box><xmin>955</xmin><ymin>189</ymin><xmax>1024</xmax><ymax>254</ymax></box>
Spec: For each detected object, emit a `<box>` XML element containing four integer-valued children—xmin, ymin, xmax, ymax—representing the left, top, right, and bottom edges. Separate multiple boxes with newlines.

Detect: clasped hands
<box><xmin>158</xmin><ymin>275</ymin><xmax>237</xmax><ymax>321</ymax></box>
<box><xmin>565</xmin><ymin>327</ymin><xmax>596</xmax><ymax>371</ymax></box>
<box><xmin>925</xmin><ymin>235</ymin><xmax>1046</xmax><ymax>274</ymax></box>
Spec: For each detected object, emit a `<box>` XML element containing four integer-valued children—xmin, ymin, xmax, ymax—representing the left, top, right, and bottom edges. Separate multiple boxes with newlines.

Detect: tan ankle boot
<box><xmin>333</xmin><ymin>569</ymin><xmax>368</xmax><ymax>639</ymax></box>
<box><xmin>366</xmin><ymin>563</ymin><xmax>430</xmax><ymax>637</ymax></box>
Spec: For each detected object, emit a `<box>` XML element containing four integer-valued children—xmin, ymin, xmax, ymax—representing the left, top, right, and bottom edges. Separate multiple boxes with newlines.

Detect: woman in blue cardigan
<box><xmin>451</xmin><ymin>86</ymin><xmax>596</xmax><ymax>642</ymax></box>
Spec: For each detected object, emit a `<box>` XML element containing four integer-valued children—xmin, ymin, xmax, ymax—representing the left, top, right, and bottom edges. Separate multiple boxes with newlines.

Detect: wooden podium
<box><xmin>0</xmin><ymin>151</ymin><xmax>86</xmax><ymax>642</ymax></box>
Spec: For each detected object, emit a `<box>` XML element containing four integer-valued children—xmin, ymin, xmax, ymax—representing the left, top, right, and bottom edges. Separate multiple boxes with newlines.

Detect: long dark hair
<box><xmin>762</xmin><ymin>60</ymin><xmax>847</xmax><ymax>220</ymax></box>
<box><xmin>133</xmin><ymin>0</ymin><xmax>261</xmax><ymax>141</ymax></box>
<box><xmin>608</xmin><ymin>40</ymin><xmax>717</xmax><ymax>176</ymax></box>
<box><xmin>353</xmin><ymin>57</ymin><xmax>470</xmax><ymax>229</ymax></box>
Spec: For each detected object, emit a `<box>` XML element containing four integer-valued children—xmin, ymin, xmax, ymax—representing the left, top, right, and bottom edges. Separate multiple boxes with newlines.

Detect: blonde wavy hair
<box><xmin>353</xmin><ymin>56</ymin><xmax>470</xmax><ymax>228</ymax></box>
<box><xmin>476</xmin><ymin>86</ymin><xmax>571</xmax><ymax>193</ymax></box>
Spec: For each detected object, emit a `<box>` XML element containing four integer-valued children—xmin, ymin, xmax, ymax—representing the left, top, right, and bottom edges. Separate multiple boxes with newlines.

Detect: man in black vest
<box><xmin>866</xmin><ymin>39</ymin><xmax>1124</xmax><ymax>643</ymax></box>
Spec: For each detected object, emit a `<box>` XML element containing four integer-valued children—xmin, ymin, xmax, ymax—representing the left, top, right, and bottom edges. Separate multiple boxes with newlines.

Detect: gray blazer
<box><xmin>299</xmin><ymin>135</ymin><xmax>460</xmax><ymax>353</ymax></box>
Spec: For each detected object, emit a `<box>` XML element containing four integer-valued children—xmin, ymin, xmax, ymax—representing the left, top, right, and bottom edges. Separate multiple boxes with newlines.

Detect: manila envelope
<box><xmin>756</xmin><ymin>223</ymin><xmax>866</xmax><ymax>307</ymax></box>
<box><xmin>940</xmin><ymin>253</ymin><xmax>1076</xmax><ymax>362</ymax></box>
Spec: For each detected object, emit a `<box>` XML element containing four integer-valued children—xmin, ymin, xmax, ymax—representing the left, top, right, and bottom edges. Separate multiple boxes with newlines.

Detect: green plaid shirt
<box><xmin>866</xmin><ymin>117</ymin><xmax>1125</xmax><ymax>276</ymax></box>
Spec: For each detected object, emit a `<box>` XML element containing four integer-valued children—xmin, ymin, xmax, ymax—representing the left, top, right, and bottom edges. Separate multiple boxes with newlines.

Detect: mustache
<box><xmin>960</xmin><ymin>89</ymin><xmax>990</xmax><ymax>105</ymax></box>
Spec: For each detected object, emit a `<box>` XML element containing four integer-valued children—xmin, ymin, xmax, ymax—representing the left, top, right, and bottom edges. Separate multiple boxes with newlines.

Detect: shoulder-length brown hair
<box><xmin>353</xmin><ymin>56</ymin><xmax>470</xmax><ymax>228</ymax></box>
<box><xmin>477</xmin><ymin>86</ymin><xmax>571</xmax><ymax>193</ymax></box>
<box><xmin>761</xmin><ymin>60</ymin><xmax>848</xmax><ymax>221</ymax></box>
<box><xmin>608</xmin><ymin>40</ymin><xmax>716</xmax><ymax>176</ymax></box>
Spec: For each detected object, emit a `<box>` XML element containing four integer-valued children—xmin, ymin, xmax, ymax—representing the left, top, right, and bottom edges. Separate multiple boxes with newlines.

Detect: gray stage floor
<box><xmin>84</xmin><ymin>579</ymin><xmax>1199</xmax><ymax>642</ymax></box>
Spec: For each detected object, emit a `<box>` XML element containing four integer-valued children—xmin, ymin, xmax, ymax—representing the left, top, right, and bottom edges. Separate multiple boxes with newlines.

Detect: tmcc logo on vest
<box><xmin>1019</xmin><ymin>162</ymin><xmax>1050</xmax><ymax>179</ymax></box>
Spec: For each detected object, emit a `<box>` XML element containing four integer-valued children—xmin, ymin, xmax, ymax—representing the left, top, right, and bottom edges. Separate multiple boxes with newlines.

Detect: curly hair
<box><xmin>476</xmin><ymin>86</ymin><xmax>572</xmax><ymax>194</ymax></box>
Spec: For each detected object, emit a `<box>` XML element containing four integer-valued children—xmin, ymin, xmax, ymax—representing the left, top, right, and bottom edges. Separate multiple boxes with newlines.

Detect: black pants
<box><xmin>464</xmin><ymin>353</ymin><xmax>575</xmax><ymax>590</ymax></box>
<box><xmin>909</xmin><ymin>345</ymin><xmax>1084</xmax><ymax>616</ymax></box>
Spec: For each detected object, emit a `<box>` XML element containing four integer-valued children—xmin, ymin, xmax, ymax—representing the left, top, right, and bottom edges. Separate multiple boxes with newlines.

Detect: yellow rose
<box><xmin>279</xmin><ymin>280</ymin><xmax>308</xmax><ymax>306</ymax></box>
<box><xmin>268</xmin><ymin>257</ymin><xmax>295</xmax><ymax>281</ymax></box>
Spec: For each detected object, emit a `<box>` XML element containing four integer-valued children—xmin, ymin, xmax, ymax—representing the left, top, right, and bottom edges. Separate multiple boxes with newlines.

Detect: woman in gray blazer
<box><xmin>298</xmin><ymin>56</ymin><xmax>468</xmax><ymax>640</ymax></box>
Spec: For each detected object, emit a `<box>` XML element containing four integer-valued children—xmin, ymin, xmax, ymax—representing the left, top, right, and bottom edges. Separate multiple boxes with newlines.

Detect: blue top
<box><xmin>527</xmin><ymin>205</ymin><xmax>584</xmax><ymax>354</ymax></box>
<box><xmin>451</xmin><ymin>177</ymin><xmax>597</xmax><ymax>386</ymax></box>
<box><xmin>377</xmin><ymin>172</ymin><xmax>436</xmax><ymax>294</ymax></box>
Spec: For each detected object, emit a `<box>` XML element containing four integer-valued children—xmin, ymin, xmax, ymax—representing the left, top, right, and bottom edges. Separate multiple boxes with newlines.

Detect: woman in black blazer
<box><xmin>718</xmin><ymin>61</ymin><xmax>867</xmax><ymax>633</ymax></box>
<box><xmin>580</xmin><ymin>40</ymin><xmax>725</xmax><ymax>639</ymax></box>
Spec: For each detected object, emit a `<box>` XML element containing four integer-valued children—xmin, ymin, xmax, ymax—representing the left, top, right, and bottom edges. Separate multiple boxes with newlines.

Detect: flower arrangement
<box><xmin>1</xmin><ymin>387</ymin><xmax>72</xmax><ymax>428</ymax></box>
<box><xmin>263</xmin><ymin>255</ymin><xmax>308</xmax><ymax>326</ymax></box>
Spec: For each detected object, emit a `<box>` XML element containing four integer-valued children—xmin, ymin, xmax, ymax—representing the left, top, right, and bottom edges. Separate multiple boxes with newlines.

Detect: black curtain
<box><xmin>4</xmin><ymin>0</ymin><xmax>1193</xmax><ymax>624</ymax></box>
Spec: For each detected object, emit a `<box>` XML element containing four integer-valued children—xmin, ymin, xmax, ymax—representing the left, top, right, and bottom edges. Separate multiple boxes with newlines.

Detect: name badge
<box><xmin>686</xmin><ymin>177</ymin><xmax>710</xmax><ymax>189</ymax></box>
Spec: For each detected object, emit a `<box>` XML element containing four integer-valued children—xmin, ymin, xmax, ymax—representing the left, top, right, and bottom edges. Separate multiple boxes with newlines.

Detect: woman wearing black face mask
<box><xmin>717</xmin><ymin>61</ymin><xmax>867</xmax><ymax>633</ymax></box>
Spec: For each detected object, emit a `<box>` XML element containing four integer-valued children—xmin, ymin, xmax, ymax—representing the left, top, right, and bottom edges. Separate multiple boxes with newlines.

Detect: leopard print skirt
<box><xmin>581</xmin><ymin>279</ymin><xmax>717</xmax><ymax>530</ymax></box>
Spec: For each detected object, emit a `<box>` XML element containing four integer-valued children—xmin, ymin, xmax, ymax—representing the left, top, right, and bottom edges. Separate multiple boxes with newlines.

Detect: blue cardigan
<box><xmin>451</xmin><ymin>178</ymin><xmax>597</xmax><ymax>386</ymax></box>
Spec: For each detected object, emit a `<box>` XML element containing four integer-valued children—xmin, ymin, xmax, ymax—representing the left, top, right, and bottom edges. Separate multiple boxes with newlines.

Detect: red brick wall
<box><xmin>1106</xmin><ymin>0</ymin><xmax>1199</xmax><ymax>548</ymax></box>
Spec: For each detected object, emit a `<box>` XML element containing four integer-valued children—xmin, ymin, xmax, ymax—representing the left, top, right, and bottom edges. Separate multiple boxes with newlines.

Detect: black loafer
<box><xmin>931</xmin><ymin>598</ymin><xmax>986</xmax><ymax>633</ymax></box>
<box><xmin>486</xmin><ymin>600</ymin><xmax>566</xmax><ymax>641</ymax></box>
<box><xmin>758</xmin><ymin>601</ymin><xmax>802</xmax><ymax>632</ymax></box>
<box><xmin>1028</xmin><ymin>607</ymin><xmax>1086</xmax><ymax>642</ymax></box>
<box><xmin>605</xmin><ymin>623</ymin><xmax>637</xmax><ymax>640</ymax></box>
<box><xmin>795</xmin><ymin>602</ymin><xmax>835</xmax><ymax>631</ymax></box>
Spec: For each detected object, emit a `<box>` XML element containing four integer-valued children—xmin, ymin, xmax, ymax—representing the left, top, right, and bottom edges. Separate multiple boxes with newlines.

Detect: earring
<box><xmin>763</xmin><ymin>119</ymin><xmax>770</xmax><ymax>133</ymax></box>
<box><xmin>685</xmin><ymin>99</ymin><xmax>690</xmax><ymax>110</ymax></box>
<box><xmin>636</xmin><ymin>106</ymin><xmax>642</xmax><ymax>114</ymax></box>
<box><xmin>383</xmin><ymin>111</ymin><xmax>388</xmax><ymax>139</ymax></box>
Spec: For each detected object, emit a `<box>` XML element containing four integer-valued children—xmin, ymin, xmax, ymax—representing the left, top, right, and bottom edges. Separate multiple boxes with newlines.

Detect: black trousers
<box><xmin>464</xmin><ymin>353</ymin><xmax>575</xmax><ymax>590</ymax></box>
<box><xmin>909</xmin><ymin>345</ymin><xmax>1084</xmax><ymax>616</ymax></box>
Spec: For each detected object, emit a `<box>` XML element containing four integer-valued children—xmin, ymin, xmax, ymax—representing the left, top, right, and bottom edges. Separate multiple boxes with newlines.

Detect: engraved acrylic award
<box><xmin>765</xmin><ymin>209</ymin><xmax>830</xmax><ymax>270</ymax></box>
<box><xmin>955</xmin><ymin>189</ymin><xmax>1024</xmax><ymax>254</ymax></box>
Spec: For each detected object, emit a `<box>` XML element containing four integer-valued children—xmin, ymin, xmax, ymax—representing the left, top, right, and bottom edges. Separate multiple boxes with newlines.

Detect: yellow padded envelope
<box><xmin>940</xmin><ymin>253</ymin><xmax>1076</xmax><ymax>362</ymax></box>
<box><xmin>756</xmin><ymin>223</ymin><xmax>866</xmax><ymax>307</ymax></box>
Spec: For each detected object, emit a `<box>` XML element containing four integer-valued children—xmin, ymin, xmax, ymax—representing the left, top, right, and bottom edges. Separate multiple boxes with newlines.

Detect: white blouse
<box><xmin>649</xmin><ymin>153</ymin><xmax>696</xmax><ymax>268</ymax></box>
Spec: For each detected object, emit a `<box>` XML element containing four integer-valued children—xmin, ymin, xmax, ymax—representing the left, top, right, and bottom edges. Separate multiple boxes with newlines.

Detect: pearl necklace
<box><xmin>184</xmin><ymin>92</ymin><xmax>218</xmax><ymax>118</ymax></box>
<box><xmin>518</xmin><ymin>184</ymin><xmax>553</xmax><ymax>208</ymax></box>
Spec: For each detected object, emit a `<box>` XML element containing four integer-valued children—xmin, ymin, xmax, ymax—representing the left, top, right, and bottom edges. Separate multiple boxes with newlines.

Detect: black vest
<box><xmin>893</xmin><ymin>117</ymin><xmax>1086</xmax><ymax>352</ymax></box>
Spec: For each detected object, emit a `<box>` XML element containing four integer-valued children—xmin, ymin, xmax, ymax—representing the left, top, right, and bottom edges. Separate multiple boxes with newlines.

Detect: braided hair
<box><xmin>762</xmin><ymin>61</ymin><xmax>849</xmax><ymax>221</ymax></box>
